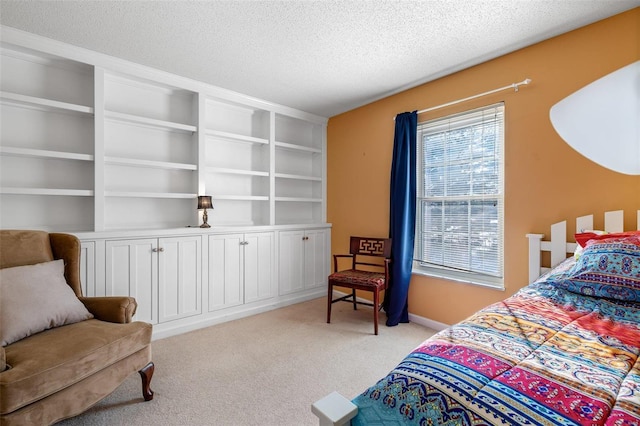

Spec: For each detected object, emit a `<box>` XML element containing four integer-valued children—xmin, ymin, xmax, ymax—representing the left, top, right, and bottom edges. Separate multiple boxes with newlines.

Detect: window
<box><xmin>414</xmin><ymin>103</ymin><xmax>504</xmax><ymax>289</ymax></box>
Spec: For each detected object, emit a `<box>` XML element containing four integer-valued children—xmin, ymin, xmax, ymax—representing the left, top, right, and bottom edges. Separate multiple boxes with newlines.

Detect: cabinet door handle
<box><xmin>240</xmin><ymin>241</ymin><xmax>248</xmax><ymax>246</ymax></box>
<box><xmin>152</xmin><ymin>247</ymin><xmax>165</xmax><ymax>252</ymax></box>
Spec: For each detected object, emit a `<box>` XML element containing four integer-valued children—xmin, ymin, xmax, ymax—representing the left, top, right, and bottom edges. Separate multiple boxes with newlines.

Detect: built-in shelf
<box><xmin>0</xmin><ymin>187</ymin><xmax>94</xmax><ymax>196</ymax></box>
<box><xmin>0</xmin><ymin>146</ymin><xmax>94</xmax><ymax>161</ymax></box>
<box><xmin>207</xmin><ymin>167</ymin><xmax>269</xmax><ymax>177</ymax></box>
<box><xmin>274</xmin><ymin>141</ymin><xmax>322</xmax><ymax>154</ymax></box>
<box><xmin>214</xmin><ymin>195</ymin><xmax>270</xmax><ymax>201</ymax></box>
<box><xmin>274</xmin><ymin>173</ymin><xmax>321</xmax><ymax>181</ymax></box>
<box><xmin>105</xmin><ymin>156</ymin><xmax>197</xmax><ymax>170</ymax></box>
<box><xmin>0</xmin><ymin>91</ymin><xmax>94</xmax><ymax>115</ymax></box>
<box><xmin>105</xmin><ymin>191</ymin><xmax>197</xmax><ymax>199</ymax></box>
<box><xmin>105</xmin><ymin>110</ymin><xmax>197</xmax><ymax>133</ymax></box>
<box><xmin>275</xmin><ymin>197</ymin><xmax>323</xmax><ymax>203</ymax></box>
<box><xmin>205</xmin><ymin>129</ymin><xmax>268</xmax><ymax>145</ymax></box>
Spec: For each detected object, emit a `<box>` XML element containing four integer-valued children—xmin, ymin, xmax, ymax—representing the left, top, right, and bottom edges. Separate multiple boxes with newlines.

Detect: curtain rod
<box><xmin>394</xmin><ymin>78</ymin><xmax>531</xmax><ymax>120</ymax></box>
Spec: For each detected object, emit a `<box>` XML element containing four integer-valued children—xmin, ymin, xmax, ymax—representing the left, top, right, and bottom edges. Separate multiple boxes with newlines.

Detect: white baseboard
<box><xmin>332</xmin><ymin>290</ymin><xmax>449</xmax><ymax>332</ymax></box>
<box><xmin>154</xmin><ymin>290</ymin><xmax>450</xmax><ymax>341</ymax></box>
<box><xmin>408</xmin><ymin>313</ymin><xmax>449</xmax><ymax>332</ymax></box>
<box><xmin>152</xmin><ymin>288</ymin><xmax>326</xmax><ymax>341</ymax></box>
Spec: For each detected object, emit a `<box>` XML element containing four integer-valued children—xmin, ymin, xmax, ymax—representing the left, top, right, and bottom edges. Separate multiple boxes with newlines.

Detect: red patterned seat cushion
<box><xmin>329</xmin><ymin>269</ymin><xmax>386</xmax><ymax>287</ymax></box>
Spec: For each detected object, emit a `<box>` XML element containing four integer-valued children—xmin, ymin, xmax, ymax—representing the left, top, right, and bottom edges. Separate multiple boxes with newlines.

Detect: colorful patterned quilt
<box><xmin>352</xmin><ymin>269</ymin><xmax>640</xmax><ymax>425</ymax></box>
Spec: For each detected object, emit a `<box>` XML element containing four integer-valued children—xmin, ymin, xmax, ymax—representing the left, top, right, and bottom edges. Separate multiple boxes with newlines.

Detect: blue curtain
<box><xmin>384</xmin><ymin>111</ymin><xmax>417</xmax><ymax>326</ymax></box>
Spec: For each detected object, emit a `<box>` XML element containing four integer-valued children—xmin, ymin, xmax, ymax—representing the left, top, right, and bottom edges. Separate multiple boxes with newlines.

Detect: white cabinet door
<box><xmin>278</xmin><ymin>230</ymin><xmax>306</xmax><ymax>295</ymax></box>
<box><xmin>208</xmin><ymin>234</ymin><xmax>243</xmax><ymax>311</ymax></box>
<box><xmin>244</xmin><ymin>232</ymin><xmax>274</xmax><ymax>304</ymax></box>
<box><xmin>158</xmin><ymin>236</ymin><xmax>202</xmax><ymax>323</ymax></box>
<box><xmin>79</xmin><ymin>241</ymin><xmax>95</xmax><ymax>297</ymax></box>
<box><xmin>278</xmin><ymin>228</ymin><xmax>330</xmax><ymax>295</ymax></box>
<box><xmin>208</xmin><ymin>232</ymin><xmax>275</xmax><ymax>311</ymax></box>
<box><xmin>106</xmin><ymin>235</ymin><xmax>202</xmax><ymax>324</ymax></box>
<box><xmin>106</xmin><ymin>239</ymin><xmax>158</xmax><ymax>324</ymax></box>
<box><xmin>304</xmin><ymin>229</ymin><xmax>329</xmax><ymax>290</ymax></box>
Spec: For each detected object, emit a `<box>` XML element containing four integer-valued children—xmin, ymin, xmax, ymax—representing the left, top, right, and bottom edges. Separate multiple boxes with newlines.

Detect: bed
<box><xmin>312</xmin><ymin>210</ymin><xmax>640</xmax><ymax>426</ymax></box>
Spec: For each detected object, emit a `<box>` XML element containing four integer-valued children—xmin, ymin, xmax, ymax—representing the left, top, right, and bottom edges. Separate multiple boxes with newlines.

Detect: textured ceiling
<box><xmin>0</xmin><ymin>0</ymin><xmax>638</xmax><ymax>117</ymax></box>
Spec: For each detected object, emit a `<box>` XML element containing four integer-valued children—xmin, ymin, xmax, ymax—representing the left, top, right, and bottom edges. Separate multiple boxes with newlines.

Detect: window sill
<box><xmin>412</xmin><ymin>264</ymin><xmax>505</xmax><ymax>291</ymax></box>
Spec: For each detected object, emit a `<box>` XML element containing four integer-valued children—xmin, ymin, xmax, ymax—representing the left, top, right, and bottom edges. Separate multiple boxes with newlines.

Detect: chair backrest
<box><xmin>0</xmin><ymin>230</ymin><xmax>83</xmax><ymax>297</ymax></box>
<box><xmin>349</xmin><ymin>236</ymin><xmax>392</xmax><ymax>270</ymax></box>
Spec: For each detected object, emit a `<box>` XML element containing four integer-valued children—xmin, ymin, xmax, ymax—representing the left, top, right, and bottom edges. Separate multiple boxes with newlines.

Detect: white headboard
<box><xmin>527</xmin><ymin>210</ymin><xmax>640</xmax><ymax>283</ymax></box>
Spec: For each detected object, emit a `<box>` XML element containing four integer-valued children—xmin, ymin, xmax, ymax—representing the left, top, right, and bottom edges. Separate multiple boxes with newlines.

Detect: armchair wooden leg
<box><xmin>373</xmin><ymin>289</ymin><xmax>379</xmax><ymax>335</ymax></box>
<box><xmin>139</xmin><ymin>362</ymin><xmax>155</xmax><ymax>401</ymax></box>
<box><xmin>327</xmin><ymin>282</ymin><xmax>333</xmax><ymax>324</ymax></box>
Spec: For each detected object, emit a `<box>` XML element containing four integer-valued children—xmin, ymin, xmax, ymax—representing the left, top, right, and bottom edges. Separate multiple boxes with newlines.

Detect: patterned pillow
<box><xmin>575</xmin><ymin>230</ymin><xmax>640</xmax><ymax>248</ymax></box>
<box><xmin>544</xmin><ymin>238</ymin><xmax>640</xmax><ymax>302</ymax></box>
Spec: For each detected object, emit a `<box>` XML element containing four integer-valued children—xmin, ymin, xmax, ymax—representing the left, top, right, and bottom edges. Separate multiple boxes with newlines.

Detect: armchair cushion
<box><xmin>79</xmin><ymin>296</ymin><xmax>138</xmax><ymax>324</ymax></box>
<box><xmin>0</xmin><ymin>260</ymin><xmax>93</xmax><ymax>347</ymax></box>
<box><xmin>0</xmin><ymin>319</ymin><xmax>152</xmax><ymax>415</ymax></box>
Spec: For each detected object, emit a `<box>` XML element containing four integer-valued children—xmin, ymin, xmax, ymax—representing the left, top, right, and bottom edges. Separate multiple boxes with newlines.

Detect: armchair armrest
<box><xmin>79</xmin><ymin>296</ymin><xmax>138</xmax><ymax>324</ymax></box>
<box><xmin>332</xmin><ymin>254</ymin><xmax>354</xmax><ymax>273</ymax></box>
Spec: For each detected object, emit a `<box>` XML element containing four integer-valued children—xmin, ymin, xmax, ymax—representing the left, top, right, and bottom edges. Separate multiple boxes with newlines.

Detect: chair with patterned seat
<box><xmin>326</xmin><ymin>236</ymin><xmax>392</xmax><ymax>335</ymax></box>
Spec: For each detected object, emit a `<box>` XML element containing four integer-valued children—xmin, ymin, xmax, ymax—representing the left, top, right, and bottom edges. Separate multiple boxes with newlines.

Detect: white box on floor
<box><xmin>311</xmin><ymin>391</ymin><xmax>358</xmax><ymax>426</ymax></box>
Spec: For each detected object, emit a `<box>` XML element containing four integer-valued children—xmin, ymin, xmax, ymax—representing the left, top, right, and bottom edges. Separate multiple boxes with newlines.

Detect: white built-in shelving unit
<box><xmin>0</xmin><ymin>28</ymin><xmax>328</xmax><ymax>233</ymax></box>
<box><xmin>274</xmin><ymin>113</ymin><xmax>325</xmax><ymax>225</ymax></box>
<box><xmin>0</xmin><ymin>27</ymin><xmax>330</xmax><ymax>339</ymax></box>
<box><xmin>203</xmin><ymin>98</ymin><xmax>271</xmax><ymax>226</ymax></box>
<box><xmin>101</xmin><ymin>71</ymin><xmax>199</xmax><ymax>231</ymax></box>
<box><xmin>0</xmin><ymin>43</ymin><xmax>96</xmax><ymax>231</ymax></box>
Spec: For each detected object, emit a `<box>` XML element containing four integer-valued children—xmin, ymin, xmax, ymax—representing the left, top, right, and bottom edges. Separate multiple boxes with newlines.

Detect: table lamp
<box><xmin>197</xmin><ymin>195</ymin><xmax>213</xmax><ymax>228</ymax></box>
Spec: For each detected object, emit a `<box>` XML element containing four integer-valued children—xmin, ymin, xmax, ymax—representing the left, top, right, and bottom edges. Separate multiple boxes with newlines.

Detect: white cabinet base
<box><xmin>79</xmin><ymin>224</ymin><xmax>330</xmax><ymax>341</ymax></box>
<box><xmin>152</xmin><ymin>285</ymin><xmax>324</xmax><ymax>341</ymax></box>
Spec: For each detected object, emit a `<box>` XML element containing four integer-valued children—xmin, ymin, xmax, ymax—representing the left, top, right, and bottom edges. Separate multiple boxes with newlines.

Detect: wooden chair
<box><xmin>326</xmin><ymin>236</ymin><xmax>392</xmax><ymax>335</ymax></box>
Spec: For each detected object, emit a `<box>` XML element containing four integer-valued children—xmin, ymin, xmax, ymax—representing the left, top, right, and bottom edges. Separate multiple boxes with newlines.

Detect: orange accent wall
<box><xmin>327</xmin><ymin>8</ymin><xmax>640</xmax><ymax>326</ymax></box>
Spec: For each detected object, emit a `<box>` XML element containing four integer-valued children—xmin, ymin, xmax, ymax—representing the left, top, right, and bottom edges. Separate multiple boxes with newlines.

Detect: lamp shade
<box><xmin>550</xmin><ymin>61</ymin><xmax>639</xmax><ymax>175</ymax></box>
<box><xmin>197</xmin><ymin>195</ymin><xmax>212</xmax><ymax>210</ymax></box>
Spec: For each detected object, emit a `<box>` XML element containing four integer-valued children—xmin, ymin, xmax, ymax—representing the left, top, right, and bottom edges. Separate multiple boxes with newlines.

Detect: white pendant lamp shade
<box><xmin>550</xmin><ymin>61</ymin><xmax>640</xmax><ymax>175</ymax></box>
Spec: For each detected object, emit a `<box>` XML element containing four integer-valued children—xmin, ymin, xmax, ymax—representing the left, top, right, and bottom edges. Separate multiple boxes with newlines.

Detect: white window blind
<box><xmin>415</xmin><ymin>103</ymin><xmax>504</xmax><ymax>288</ymax></box>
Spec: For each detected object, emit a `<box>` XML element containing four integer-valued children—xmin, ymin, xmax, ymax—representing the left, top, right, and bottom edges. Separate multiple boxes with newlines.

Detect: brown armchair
<box><xmin>0</xmin><ymin>230</ymin><xmax>154</xmax><ymax>426</ymax></box>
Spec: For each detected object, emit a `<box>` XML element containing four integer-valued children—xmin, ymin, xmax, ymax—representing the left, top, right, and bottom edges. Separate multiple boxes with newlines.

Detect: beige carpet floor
<box><xmin>57</xmin><ymin>297</ymin><xmax>436</xmax><ymax>426</ymax></box>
